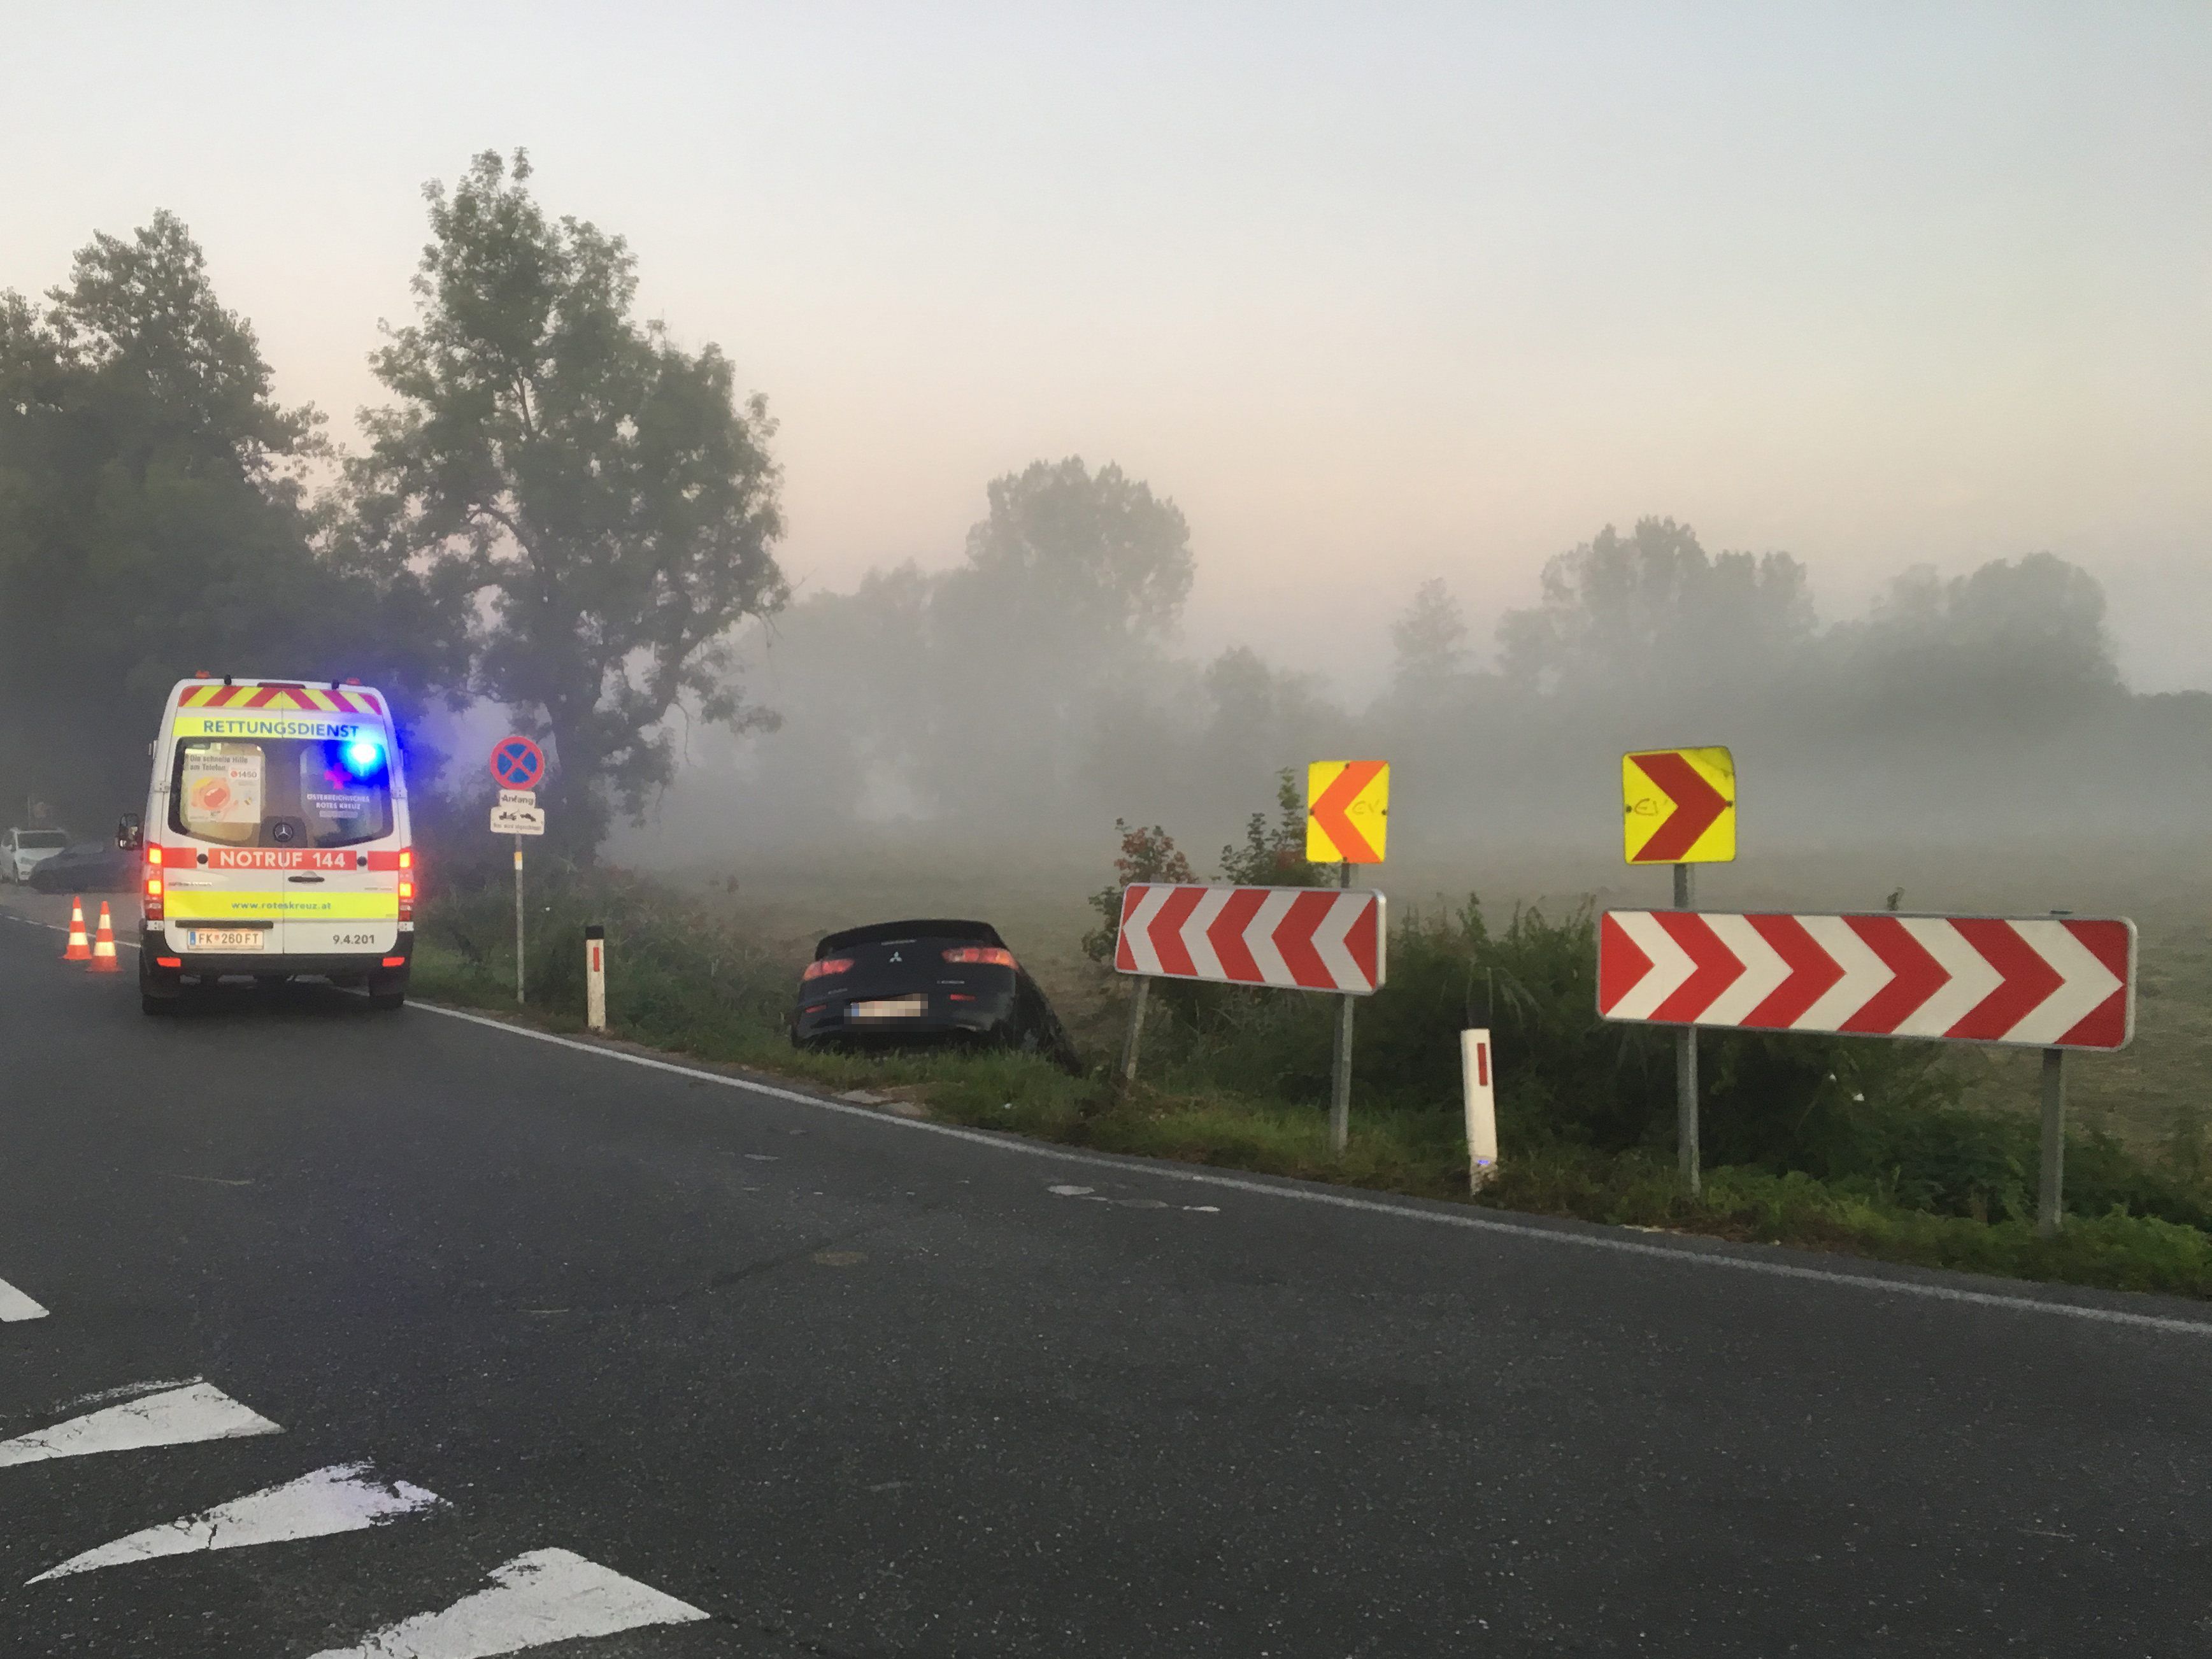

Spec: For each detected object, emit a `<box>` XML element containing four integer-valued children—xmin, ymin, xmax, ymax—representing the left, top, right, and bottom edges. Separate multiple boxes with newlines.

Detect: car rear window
<box><xmin>17</xmin><ymin>831</ymin><xmax>65</xmax><ymax>848</ymax></box>
<box><xmin>169</xmin><ymin>736</ymin><xmax>393</xmax><ymax>848</ymax></box>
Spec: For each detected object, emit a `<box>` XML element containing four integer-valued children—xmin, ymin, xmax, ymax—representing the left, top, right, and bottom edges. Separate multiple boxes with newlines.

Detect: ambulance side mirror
<box><xmin>117</xmin><ymin>813</ymin><xmax>143</xmax><ymax>851</ymax></box>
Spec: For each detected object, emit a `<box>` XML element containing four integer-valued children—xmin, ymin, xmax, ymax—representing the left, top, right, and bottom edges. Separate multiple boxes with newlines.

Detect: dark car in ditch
<box><xmin>791</xmin><ymin>918</ymin><xmax>1078</xmax><ymax>1068</ymax></box>
<box><xmin>28</xmin><ymin>839</ymin><xmax>137</xmax><ymax>894</ymax></box>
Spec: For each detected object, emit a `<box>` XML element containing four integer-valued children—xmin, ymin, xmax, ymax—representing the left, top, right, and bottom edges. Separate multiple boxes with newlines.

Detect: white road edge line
<box><xmin>0</xmin><ymin>1278</ymin><xmax>48</xmax><ymax>1321</ymax></box>
<box><xmin>399</xmin><ymin>998</ymin><xmax>2212</xmax><ymax>1340</ymax></box>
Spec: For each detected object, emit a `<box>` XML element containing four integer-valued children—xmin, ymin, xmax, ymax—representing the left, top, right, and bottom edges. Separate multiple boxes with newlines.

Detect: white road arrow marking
<box><xmin>0</xmin><ymin>1379</ymin><xmax>280</xmax><ymax>1468</ymax></box>
<box><xmin>1311</xmin><ymin>894</ymin><xmax>1369</xmax><ymax>993</ymax></box>
<box><xmin>1792</xmin><ymin>916</ymin><xmax>1892</xmax><ymax>1030</ymax></box>
<box><xmin>0</xmin><ymin>1278</ymin><xmax>47</xmax><ymax>1321</ymax></box>
<box><xmin>1119</xmin><ymin>886</ymin><xmax>1173</xmax><ymax>976</ymax></box>
<box><xmin>28</xmin><ymin>1462</ymin><xmax>440</xmax><ymax>1582</ymax></box>
<box><xmin>1179</xmin><ymin>886</ymin><xmax>1232</xmax><ymax>981</ymax></box>
<box><xmin>305</xmin><ymin>1547</ymin><xmax>709</xmax><ymax>1658</ymax></box>
<box><xmin>1607</xmin><ymin>912</ymin><xmax>1695</xmax><ymax>1021</ymax></box>
<box><xmin>2004</xmin><ymin>920</ymin><xmax>2123</xmax><ymax>1046</ymax></box>
<box><xmin>1697</xmin><ymin>914</ymin><xmax>1789</xmax><ymax>1026</ymax></box>
<box><xmin>1894</xmin><ymin>918</ymin><xmax>2003</xmax><ymax>1037</ymax></box>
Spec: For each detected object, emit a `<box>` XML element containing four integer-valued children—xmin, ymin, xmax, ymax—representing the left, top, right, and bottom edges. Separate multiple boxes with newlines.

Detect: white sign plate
<box><xmin>490</xmin><ymin>804</ymin><xmax>547</xmax><ymax>836</ymax></box>
<box><xmin>499</xmin><ymin>788</ymin><xmax>538</xmax><ymax>809</ymax></box>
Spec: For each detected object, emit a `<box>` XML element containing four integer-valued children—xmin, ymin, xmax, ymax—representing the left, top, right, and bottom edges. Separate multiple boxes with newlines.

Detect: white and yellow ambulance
<box><xmin>127</xmin><ymin>676</ymin><xmax>415</xmax><ymax>1013</ymax></box>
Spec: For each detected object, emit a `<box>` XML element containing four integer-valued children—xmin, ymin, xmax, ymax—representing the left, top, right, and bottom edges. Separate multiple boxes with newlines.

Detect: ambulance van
<box><xmin>125</xmin><ymin>676</ymin><xmax>415</xmax><ymax>1014</ymax></box>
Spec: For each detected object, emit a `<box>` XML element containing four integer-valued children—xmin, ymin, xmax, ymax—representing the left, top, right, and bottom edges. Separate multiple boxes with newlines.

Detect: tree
<box><xmin>350</xmin><ymin>150</ymin><xmax>787</xmax><ymax>854</ymax></box>
<box><xmin>1389</xmin><ymin>578</ymin><xmax>1469</xmax><ymax>695</ymax></box>
<box><xmin>1497</xmin><ymin>516</ymin><xmax>1814</xmax><ymax>702</ymax></box>
<box><xmin>958</xmin><ymin>457</ymin><xmax>1194</xmax><ymax>641</ymax></box>
<box><xmin>1217</xmin><ymin>766</ymin><xmax>1327</xmax><ymax>888</ymax></box>
<box><xmin>910</xmin><ymin>457</ymin><xmax>1195</xmax><ymax>821</ymax></box>
<box><xmin>1838</xmin><ymin>553</ymin><xmax>2122</xmax><ymax>732</ymax></box>
<box><xmin>0</xmin><ymin>213</ymin><xmax>453</xmax><ymax>827</ymax></box>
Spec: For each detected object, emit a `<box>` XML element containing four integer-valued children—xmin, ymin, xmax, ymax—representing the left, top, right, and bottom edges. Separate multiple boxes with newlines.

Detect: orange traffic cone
<box><xmin>89</xmin><ymin>901</ymin><xmax>121</xmax><ymax>974</ymax></box>
<box><xmin>62</xmin><ymin>897</ymin><xmax>92</xmax><ymax>962</ymax></box>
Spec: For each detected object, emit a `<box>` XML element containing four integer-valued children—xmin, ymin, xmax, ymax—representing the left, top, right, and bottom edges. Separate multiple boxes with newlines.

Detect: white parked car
<box><xmin>3</xmin><ymin>828</ymin><xmax>68</xmax><ymax>883</ymax></box>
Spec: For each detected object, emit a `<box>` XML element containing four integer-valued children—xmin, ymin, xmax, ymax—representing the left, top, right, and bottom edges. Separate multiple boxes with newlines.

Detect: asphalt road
<box><xmin>1</xmin><ymin>903</ymin><xmax>2208</xmax><ymax>1657</ymax></box>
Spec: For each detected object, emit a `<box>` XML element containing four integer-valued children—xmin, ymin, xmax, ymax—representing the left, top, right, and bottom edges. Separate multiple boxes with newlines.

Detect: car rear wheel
<box><xmin>367</xmin><ymin>967</ymin><xmax>408</xmax><ymax>1011</ymax></box>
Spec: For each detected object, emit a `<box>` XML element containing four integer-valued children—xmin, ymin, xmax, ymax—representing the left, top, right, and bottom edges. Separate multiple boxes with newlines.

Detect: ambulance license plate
<box><xmin>188</xmin><ymin>929</ymin><xmax>264</xmax><ymax>951</ymax></box>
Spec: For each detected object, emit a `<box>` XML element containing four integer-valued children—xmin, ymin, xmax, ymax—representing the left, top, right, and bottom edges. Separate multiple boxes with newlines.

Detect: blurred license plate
<box><xmin>188</xmin><ymin>929</ymin><xmax>264</xmax><ymax>951</ymax></box>
<box><xmin>849</xmin><ymin>996</ymin><xmax>925</xmax><ymax>1020</ymax></box>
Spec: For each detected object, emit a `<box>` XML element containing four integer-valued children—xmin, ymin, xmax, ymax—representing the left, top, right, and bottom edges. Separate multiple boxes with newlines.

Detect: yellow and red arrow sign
<box><xmin>1307</xmin><ymin>760</ymin><xmax>1389</xmax><ymax>864</ymax></box>
<box><xmin>1623</xmin><ymin>747</ymin><xmax>1736</xmax><ymax>864</ymax></box>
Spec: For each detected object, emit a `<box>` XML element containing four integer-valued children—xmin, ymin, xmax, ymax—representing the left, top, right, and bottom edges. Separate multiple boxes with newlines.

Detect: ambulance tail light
<box><xmin>143</xmin><ymin>847</ymin><xmax>164</xmax><ymax>921</ymax></box>
<box><xmin>398</xmin><ymin>848</ymin><xmax>415</xmax><ymax>922</ymax></box>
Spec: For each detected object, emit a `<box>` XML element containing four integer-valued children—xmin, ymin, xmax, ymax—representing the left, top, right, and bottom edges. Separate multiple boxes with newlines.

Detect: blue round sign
<box><xmin>490</xmin><ymin>736</ymin><xmax>545</xmax><ymax>790</ymax></box>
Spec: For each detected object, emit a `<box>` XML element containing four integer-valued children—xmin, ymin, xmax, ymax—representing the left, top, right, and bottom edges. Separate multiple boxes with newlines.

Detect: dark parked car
<box><xmin>792</xmin><ymin>918</ymin><xmax>1078</xmax><ymax>1069</ymax></box>
<box><xmin>29</xmin><ymin>839</ymin><xmax>137</xmax><ymax>894</ymax></box>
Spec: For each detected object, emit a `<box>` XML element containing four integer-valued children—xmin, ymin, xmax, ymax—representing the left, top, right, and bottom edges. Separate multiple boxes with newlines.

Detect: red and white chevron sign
<box><xmin>1599</xmin><ymin>911</ymin><xmax>2135</xmax><ymax>1050</ymax></box>
<box><xmin>1115</xmin><ymin>883</ymin><xmax>1387</xmax><ymax>995</ymax></box>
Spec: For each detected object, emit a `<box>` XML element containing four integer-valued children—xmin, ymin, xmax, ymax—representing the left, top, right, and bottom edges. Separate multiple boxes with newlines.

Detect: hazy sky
<box><xmin>7</xmin><ymin>3</ymin><xmax>2208</xmax><ymax>694</ymax></box>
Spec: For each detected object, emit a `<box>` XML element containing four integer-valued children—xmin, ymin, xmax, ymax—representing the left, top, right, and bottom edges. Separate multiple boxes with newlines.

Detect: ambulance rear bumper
<box><xmin>139</xmin><ymin>930</ymin><xmax>411</xmax><ymax>981</ymax></box>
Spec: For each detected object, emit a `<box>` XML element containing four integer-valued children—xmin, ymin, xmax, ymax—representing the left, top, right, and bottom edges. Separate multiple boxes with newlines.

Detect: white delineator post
<box><xmin>585</xmin><ymin>923</ymin><xmax>607</xmax><ymax>1032</ymax></box>
<box><xmin>513</xmin><ymin>838</ymin><xmax>526</xmax><ymax>1004</ymax></box>
<box><xmin>1461</xmin><ymin>1028</ymin><xmax>1497</xmax><ymax>1190</ymax></box>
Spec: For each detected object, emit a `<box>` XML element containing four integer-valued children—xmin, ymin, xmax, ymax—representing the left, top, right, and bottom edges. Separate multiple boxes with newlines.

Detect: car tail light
<box><xmin>397</xmin><ymin>848</ymin><xmax>415</xmax><ymax>922</ymax></box>
<box><xmin>942</xmin><ymin>946</ymin><xmax>1016</xmax><ymax>968</ymax></box>
<box><xmin>802</xmin><ymin>957</ymin><xmax>853</xmax><ymax>981</ymax></box>
<box><xmin>381</xmin><ymin>955</ymin><xmax>406</xmax><ymax>968</ymax></box>
<box><xmin>156</xmin><ymin>956</ymin><xmax>182</xmax><ymax>968</ymax></box>
<box><xmin>143</xmin><ymin>848</ymin><xmax>164</xmax><ymax>920</ymax></box>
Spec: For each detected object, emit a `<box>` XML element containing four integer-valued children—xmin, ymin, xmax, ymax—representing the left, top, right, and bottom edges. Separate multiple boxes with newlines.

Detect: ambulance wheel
<box><xmin>141</xmin><ymin>992</ymin><xmax>176</xmax><ymax>1016</ymax></box>
<box><xmin>367</xmin><ymin>969</ymin><xmax>409</xmax><ymax>1011</ymax></box>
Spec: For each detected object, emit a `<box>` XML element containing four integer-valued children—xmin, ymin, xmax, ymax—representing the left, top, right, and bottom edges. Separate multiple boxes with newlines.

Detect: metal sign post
<box><xmin>1623</xmin><ymin>746</ymin><xmax>1736</xmax><ymax>1195</ymax></box>
<box><xmin>1306</xmin><ymin>760</ymin><xmax>1390</xmax><ymax>1155</ymax></box>
<box><xmin>488</xmin><ymin>736</ymin><xmax>549</xmax><ymax>1008</ymax></box>
<box><xmin>1673</xmin><ymin>862</ymin><xmax>1699</xmax><ymax>1193</ymax></box>
<box><xmin>2037</xmin><ymin>908</ymin><xmax>2073</xmax><ymax>1236</ymax></box>
<box><xmin>2037</xmin><ymin>1048</ymin><xmax>2066</xmax><ymax>1236</ymax></box>
<box><xmin>1329</xmin><ymin>861</ymin><xmax>1355</xmax><ymax>1153</ymax></box>
<box><xmin>1117</xmin><ymin>974</ymin><xmax>1151</xmax><ymax>1096</ymax></box>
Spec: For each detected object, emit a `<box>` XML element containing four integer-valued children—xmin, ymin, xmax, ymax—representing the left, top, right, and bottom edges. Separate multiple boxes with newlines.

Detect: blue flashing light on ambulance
<box><xmin>123</xmin><ymin>675</ymin><xmax>415</xmax><ymax>1014</ymax></box>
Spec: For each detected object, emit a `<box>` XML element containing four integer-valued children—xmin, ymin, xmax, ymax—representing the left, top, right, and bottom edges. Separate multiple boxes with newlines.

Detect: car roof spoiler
<box><xmin>817</xmin><ymin>918</ymin><xmax>1005</xmax><ymax>955</ymax></box>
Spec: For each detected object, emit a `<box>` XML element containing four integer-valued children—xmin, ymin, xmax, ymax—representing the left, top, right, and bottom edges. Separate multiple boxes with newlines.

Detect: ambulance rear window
<box><xmin>170</xmin><ymin>737</ymin><xmax>393</xmax><ymax>848</ymax></box>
